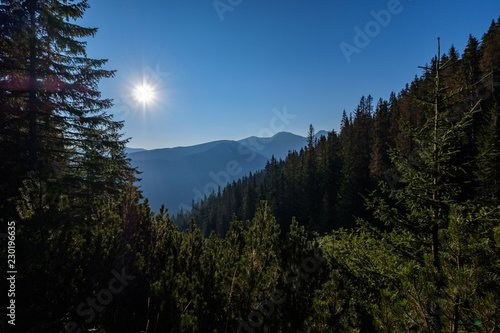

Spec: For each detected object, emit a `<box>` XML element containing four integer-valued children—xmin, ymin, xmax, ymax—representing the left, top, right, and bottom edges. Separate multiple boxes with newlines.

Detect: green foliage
<box><xmin>2</xmin><ymin>2</ymin><xmax>500</xmax><ymax>331</ymax></box>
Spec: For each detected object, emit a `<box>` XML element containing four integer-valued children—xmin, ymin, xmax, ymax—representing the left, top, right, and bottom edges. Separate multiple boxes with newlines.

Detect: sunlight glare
<box><xmin>134</xmin><ymin>84</ymin><xmax>154</xmax><ymax>104</ymax></box>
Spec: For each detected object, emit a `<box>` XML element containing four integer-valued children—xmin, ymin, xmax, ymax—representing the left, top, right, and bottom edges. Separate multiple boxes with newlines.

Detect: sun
<box><xmin>134</xmin><ymin>84</ymin><xmax>154</xmax><ymax>103</ymax></box>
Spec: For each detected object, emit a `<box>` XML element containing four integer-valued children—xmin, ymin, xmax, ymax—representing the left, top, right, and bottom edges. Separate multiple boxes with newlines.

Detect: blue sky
<box><xmin>81</xmin><ymin>0</ymin><xmax>500</xmax><ymax>149</ymax></box>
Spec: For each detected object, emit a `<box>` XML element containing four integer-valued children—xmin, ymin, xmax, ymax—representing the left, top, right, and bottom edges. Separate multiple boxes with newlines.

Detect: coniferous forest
<box><xmin>1</xmin><ymin>1</ymin><xmax>500</xmax><ymax>332</ymax></box>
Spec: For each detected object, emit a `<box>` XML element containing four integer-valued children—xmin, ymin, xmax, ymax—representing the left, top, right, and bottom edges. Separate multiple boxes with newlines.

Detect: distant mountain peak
<box><xmin>126</xmin><ymin>130</ymin><xmax>329</xmax><ymax>214</ymax></box>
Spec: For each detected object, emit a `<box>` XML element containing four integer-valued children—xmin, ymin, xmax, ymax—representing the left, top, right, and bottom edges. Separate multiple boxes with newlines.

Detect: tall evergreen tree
<box><xmin>369</xmin><ymin>98</ymin><xmax>391</xmax><ymax>181</ymax></box>
<box><xmin>359</xmin><ymin>40</ymin><xmax>500</xmax><ymax>331</ymax></box>
<box><xmin>0</xmin><ymin>1</ymin><xmax>136</xmax><ymax>330</ymax></box>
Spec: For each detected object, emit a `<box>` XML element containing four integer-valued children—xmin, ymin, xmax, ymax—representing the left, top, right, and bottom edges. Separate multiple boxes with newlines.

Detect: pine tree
<box><xmin>0</xmin><ymin>0</ymin><xmax>135</xmax><ymax>207</ymax></box>
<box><xmin>0</xmin><ymin>1</ymin><xmax>136</xmax><ymax>330</ymax></box>
<box><xmin>304</xmin><ymin>125</ymin><xmax>321</xmax><ymax>229</ymax></box>
<box><xmin>358</xmin><ymin>39</ymin><xmax>500</xmax><ymax>331</ymax></box>
<box><xmin>369</xmin><ymin>98</ymin><xmax>391</xmax><ymax>181</ymax></box>
<box><xmin>338</xmin><ymin>97</ymin><xmax>373</xmax><ymax>226</ymax></box>
<box><xmin>480</xmin><ymin>18</ymin><xmax>500</xmax><ymax>98</ymax></box>
<box><xmin>307</xmin><ymin>123</ymin><xmax>315</xmax><ymax>149</ymax></box>
<box><xmin>460</xmin><ymin>35</ymin><xmax>481</xmax><ymax>102</ymax></box>
<box><xmin>237</xmin><ymin>201</ymin><xmax>281</xmax><ymax>330</ymax></box>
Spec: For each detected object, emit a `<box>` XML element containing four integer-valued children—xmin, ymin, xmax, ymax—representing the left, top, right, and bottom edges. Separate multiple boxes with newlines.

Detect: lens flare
<box><xmin>134</xmin><ymin>84</ymin><xmax>154</xmax><ymax>103</ymax></box>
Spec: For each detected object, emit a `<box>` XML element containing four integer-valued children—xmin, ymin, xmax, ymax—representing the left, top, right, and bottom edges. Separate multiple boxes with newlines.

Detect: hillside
<box><xmin>127</xmin><ymin>131</ymin><xmax>328</xmax><ymax>213</ymax></box>
<box><xmin>2</xmin><ymin>1</ymin><xmax>500</xmax><ymax>331</ymax></box>
<box><xmin>176</xmin><ymin>27</ymin><xmax>500</xmax><ymax>237</ymax></box>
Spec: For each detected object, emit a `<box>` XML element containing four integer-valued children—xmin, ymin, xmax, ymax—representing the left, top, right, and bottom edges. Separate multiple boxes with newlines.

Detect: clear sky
<box><xmin>80</xmin><ymin>0</ymin><xmax>500</xmax><ymax>149</ymax></box>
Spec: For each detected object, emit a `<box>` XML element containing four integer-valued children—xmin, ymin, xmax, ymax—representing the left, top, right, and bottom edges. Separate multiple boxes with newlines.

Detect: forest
<box><xmin>1</xmin><ymin>1</ymin><xmax>500</xmax><ymax>332</ymax></box>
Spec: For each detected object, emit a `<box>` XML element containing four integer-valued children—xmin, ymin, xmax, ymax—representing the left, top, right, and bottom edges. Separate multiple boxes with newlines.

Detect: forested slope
<box><xmin>176</xmin><ymin>23</ymin><xmax>500</xmax><ymax>238</ymax></box>
<box><xmin>1</xmin><ymin>1</ymin><xmax>499</xmax><ymax>331</ymax></box>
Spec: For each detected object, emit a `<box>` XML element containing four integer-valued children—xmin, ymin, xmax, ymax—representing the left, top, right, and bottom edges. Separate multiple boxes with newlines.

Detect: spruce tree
<box><xmin>0</xmin><ymin>1</ymin><xmax>136</xmax><ymax>330</ymax></box>
<box><xmin>359</xmin><ymin>39</ymin><xmax>500</xmax><ymax>331</ymax></box>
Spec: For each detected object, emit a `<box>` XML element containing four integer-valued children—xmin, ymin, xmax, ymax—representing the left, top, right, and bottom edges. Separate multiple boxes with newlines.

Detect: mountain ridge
<box><xmin>127</xmin><ymin>130</ymin><xmax>328</xmax><ymax>214</ymax></box>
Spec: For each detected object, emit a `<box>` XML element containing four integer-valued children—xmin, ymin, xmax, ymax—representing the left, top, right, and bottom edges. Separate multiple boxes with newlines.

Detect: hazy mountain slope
<box><xmin>124</xmin><ymin>147</ymin><xmax>147</xmax><ymax>154</ymax></box>
<box><xmin>128</xmin><ymin>131</ymin><xmax>326</xmax><ymax>213</ymax></box>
